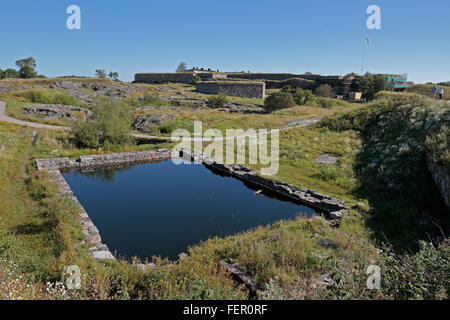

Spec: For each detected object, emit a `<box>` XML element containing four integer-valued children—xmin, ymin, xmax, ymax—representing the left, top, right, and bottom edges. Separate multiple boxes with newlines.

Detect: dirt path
<box><xmin>0</xmin><ymin>100</ymin><xmax>69</xmax><ymax>130</ymax></box>
<box><xmin>0</xmin><ymin>100</ymin><xmax>322</xmax><ymax>141</ymax></box>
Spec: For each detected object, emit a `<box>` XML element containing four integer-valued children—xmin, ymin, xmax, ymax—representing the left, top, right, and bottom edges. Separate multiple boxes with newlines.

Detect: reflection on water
<box><xmin>63</xmin><ymin>160</ymin><xmax>317</xmax><ymax>260</ymax></box>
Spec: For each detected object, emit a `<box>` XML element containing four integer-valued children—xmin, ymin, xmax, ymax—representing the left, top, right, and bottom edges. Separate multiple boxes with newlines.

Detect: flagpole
<box><xmin>361</xmin><ymin>38</ymin><xmax>366</xmax><ymax>75</ymax></box>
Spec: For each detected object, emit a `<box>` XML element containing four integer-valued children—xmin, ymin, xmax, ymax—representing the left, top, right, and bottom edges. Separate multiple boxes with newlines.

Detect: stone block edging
<box><xmin>35</xmin><ymin>149</ymin><xmax>171</xmax><ymax>261</ymax></box>
<box><xmin>178</xmin><ymin>149</ymin><xmax>348</xmax><ymax>222</ymax></box>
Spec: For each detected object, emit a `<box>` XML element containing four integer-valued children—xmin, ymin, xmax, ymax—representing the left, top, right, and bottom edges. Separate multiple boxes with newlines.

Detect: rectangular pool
<box><xmin>63</xmin><ymin>160</ymin><xmax>317</xmax><ymax>260</ymax></box>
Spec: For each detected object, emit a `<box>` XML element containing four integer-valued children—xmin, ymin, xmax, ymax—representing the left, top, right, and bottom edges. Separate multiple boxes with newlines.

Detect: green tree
<box><xmin>264</xmin><ymin>92</ymin><xmax>295</xmax><ymax>113</ymax></box>
<box><xmin>315</xmin><ymin>84</ymin><xmax>334</xmax><ymax>97</ymax></box>
<box><xmin>176</xmin><ymin>62</ymin><xmax>187</xmax><ymax>73</ymax></box>
<box><xmin>373</xmin><ymin>74</ymin><xmax>388</xmax><ymax>93</ymax></box>
<box><xmin>15</xmin><ymin>57</ymin><xmax>38</xmax><ymax>78</ymax></box>
<box><xmin>282</xmin><ymin>86</ymin><xmax>313</xmax><ymax>105</ymax></box>
<box><xmin>355</xmin><ymin>73</ymin><xmax>388</xmax><ymax>100</ymax></box>
<box><xmin>358</xmin><ymin>72</ymin><xmax>375</xmax><ymax>100</ymax></box>
<box><xmin>108</xmin><ymin>72</ymin><xmax>119</xmax><ymax>81</ymax></box>
<box><xmin>95</xmin><ymin>69</ymin><xmax>107</xmax><ymax>78</ymax></box>
<box><xmin>2</xmin><ymin>68</ymin><xmax>19</xmax><ymax>79</ymax></box>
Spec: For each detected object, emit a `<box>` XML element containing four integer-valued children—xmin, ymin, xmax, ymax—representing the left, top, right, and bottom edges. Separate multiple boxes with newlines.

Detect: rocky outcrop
<box><xmin>50</xmin><ymin>81</ymin><xmax>146</xmax><ymax>104</ymax></box>
<box><xmin>219</xmin><ymin>259</ymin><xmax>261</xmax><ymax>297</ymax></box>
<box><xmin>218</xmin><ymin>101</ymin><xmax>264</xmax><ymax>114</ymax></box>
<box><xmin>314</xmin><ymin>154</ymin><xmax>338</xmax><ymax>165</ymax></box>
<box><xmin>23</xmin><ymin>104</ymin><xmax>92</xmax><ymax>121</ymax></box>
<box><xmin>133</xmin><ymin>113</ymin><xmax>175</xmax><ymax>132</ymax></box>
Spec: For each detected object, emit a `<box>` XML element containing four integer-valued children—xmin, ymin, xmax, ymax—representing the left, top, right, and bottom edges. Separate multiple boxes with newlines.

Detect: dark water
<box><xmin>63</xmin><ymin>160</ymin><xmax>317</xmax><ymax>260</ymax></box>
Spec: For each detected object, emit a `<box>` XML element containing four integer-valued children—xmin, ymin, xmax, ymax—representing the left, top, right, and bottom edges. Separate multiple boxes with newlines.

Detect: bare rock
<box><xmin>314</xmin><ymin>154</ymin><xmax>338</xmax><ymax>165</ymax></box>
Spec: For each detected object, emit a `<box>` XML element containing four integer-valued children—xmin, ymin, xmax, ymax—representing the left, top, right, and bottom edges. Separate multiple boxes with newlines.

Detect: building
<box><xmin>386</xmin><ymin>74</ymin><xmax>413</xmax><ymax>90</ymax></box>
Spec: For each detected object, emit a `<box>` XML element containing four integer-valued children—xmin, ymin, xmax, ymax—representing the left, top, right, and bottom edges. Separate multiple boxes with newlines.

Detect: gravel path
<box><xmin>0</xmin><ymin>100</ymin><xmax>69</xmax><ymax>130</ymax></box>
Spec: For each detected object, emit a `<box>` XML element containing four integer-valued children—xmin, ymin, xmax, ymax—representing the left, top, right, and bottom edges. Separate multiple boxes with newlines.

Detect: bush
<box><xmin>264</xmin><ymin>92</ymin><xmax>295</xmax><ymax>113</ymax></box>
<box><xmin>16</xmin><ymin>90</ymin><xmax>81</xmax><ymax>106</ymax></box>
<box><xmin>315</xmin><ymin>84</ymin><xmax>334</xmax><ymax>98</ymax></box>
<box><xmin>379</xmin><ymin>240</ymin><xmax>450</xmax><ymax>299</ymax></box>
<box><xmin>326</xmin><ymin>240</ymin><xmax>450</xmax><ymax>300</ymax></box>
<box><xmin>192</xmin><ymin>74</ymin><xmax>201</xmax><ymax>84</ymax></box>
<box><xmin>208</xmin><ymin>94</ymin><xmax>228</xmax><ymax>108</ymax></box>
<box><xmin>314</xmin><ymin>97</ymin><xmax>333</xmax><ymax>108</ymax></box>
<box><xmin>71</xmin><ymin>98</ymin><xmax>133</xmax><ymax>149</ymax></box>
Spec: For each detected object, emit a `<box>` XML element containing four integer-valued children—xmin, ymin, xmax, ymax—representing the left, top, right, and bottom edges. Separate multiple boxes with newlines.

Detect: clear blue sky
<box><xmin>0</xmin><ymin>0</ymin><xmax>448</xmax><ymax>83</ymax></box>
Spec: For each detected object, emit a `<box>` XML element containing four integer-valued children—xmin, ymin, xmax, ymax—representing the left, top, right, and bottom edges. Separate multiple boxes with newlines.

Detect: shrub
<box><xmin>208</xmin><ymin>94</ymin><xmax>228</xmax><ymax>108</ymax></box>
<box><xmin>71</xmin><ymin>98</ymin><xmax>133</xmax><ymax>149</ymax></box>
<box><xmin>314</xmin><ymin>97</ymin><xmax>333</xmax><ymax>108</ymax></box>
<box><xmin>264</xmin><ymin>92</ymin><xmax>295</xmax><ymax>113</ymax></box>
<box><xmin>50</xmin><ymin>93</ymin><xmax>79</xmax><ymax>106</ymax></box>
<box><xmin>130</xmin><ymin>93</ymin><xmax>165</xmax><ymax>107</ymax></box>
<box><xmin>326</xmin><ymin>240</ymin><xmax>450</xmax><ymax>300</ymax></box>
<box><xmin>379</xmin><ymin>240</ymin><xmax>450</xmax><ymax>300</ymax></box>
<box><xmin>282</xmin><ymin>87</ymin><xmax>313</xmax><ymax>105</ymax></box>
<box><xmin>16</xmin><ymin>90</ymin><xmax>81</xmax><ymax>106</ymax></box>
<box><xmin>315</xmin><ymin>84</ymin><xmax>334</xmax><ymax>98</ymax></box>
<box><xmin>192</xmin><ymin>74</ymin><xmax>201</xmax><ymax>84</ymax></box>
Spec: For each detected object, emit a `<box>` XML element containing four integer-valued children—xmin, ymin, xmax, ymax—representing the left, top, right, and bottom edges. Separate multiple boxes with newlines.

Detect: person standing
<box><xmin>439</xmin><ymin>88</ymin><xmax>444</xmax><ymax>100</ymax></box>
<box><xmin>432</xmin><ymin>85</ymin><xmax>438</xmax><ymax>98</ymax></box>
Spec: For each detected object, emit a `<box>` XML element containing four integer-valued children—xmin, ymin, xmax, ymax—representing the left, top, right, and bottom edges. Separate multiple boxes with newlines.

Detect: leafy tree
<box><xmin>2</xmin><ymin>68</ymin><xmax>19</xmax><ymax>79</ymax></box>
<box><xmin>354</xmin><ymin>73</ymin><xmax>389</xmax><ymax>100</ymax></box>
<box><xmin>282</xmin><ymin>86</ymin><xmax>313</xmax><ymax>105</ymax></box>
<box><xmin>108</xmin><ymin>72</ymin><xmax>119</xmax><ymax>81</ymax></box>
<box><xmin>358</xmin><ymin>72</ymin><xmax>375</xmax><ymax>100</ymax></box>
<box><xmin>95</xmin><ymin>69</ymin><xmax>107</xmax><ymax>78</ymax></box>
<box><xmin>176</xmin><ymin>62</ymin><xmax>187</xmax><ymax>73</ymax></box>
<box><xmin>373</xmin><ymin>74</ymin><xmax>388</xmax><ymax>93</ymax></box>
<box><xmin>264</xmin><ymin>92</ymin><xmax>295</xmax><ymax>113</ymax></box>
<box><xmin>15</xmin><ymin>57</ymin><xmax>38</xmax><ymax>78</ymax></box>
<box><xmin>315</xmin><ymin>84</ymin><xmax>334</xmax><ymax>97</ymax></box>
<box><xmin>345</xmin><ymin>72</ymin><xmax>359</xmax><ymax>78</ymax></box>
<box><xmin>71</xmin><ymin>97</ymin><xmax>133</xmax><ymax>149</ymax></box>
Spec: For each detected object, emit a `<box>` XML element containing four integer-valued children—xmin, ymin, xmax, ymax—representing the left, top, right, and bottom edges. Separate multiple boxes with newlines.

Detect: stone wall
<box><xmin>427</xmin><ymin>157</ymin><xmax>450</xmax><ymax>209</ymax></box>
<box><xmin>198</xmin><ymin>72</ymin><xmax>227</xmax><ymax>81</ymax></box>
<box><xmin>196</xmin><ymin>81</ymin><xmax>266</xmax><ymax>99</ymax></box>
<box><xmin>35</xmin><ymin>149</ymin><xmax>171</xmax><ymax>261</ymax></box>
<box><xmin>134</xmin><ymin>73</ymin><xmax>196</xmax><ymax>84</ymax></box>
<box><xmin>265</xmin><ymin>78</ymin><xmax>316</xmax><ymax>90</ymax></box>
<box><xmin>227</xmin><ymin>73</ymin><xmax>297</xmax><ymax>81</ymax></box>
<box><xmin>227</xmin><ymin>73</ymin><xmax>351</xmax><ymax>94</ymax></box>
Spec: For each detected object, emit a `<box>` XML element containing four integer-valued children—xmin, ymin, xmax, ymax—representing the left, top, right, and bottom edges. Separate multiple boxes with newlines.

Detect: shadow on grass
<box><xmin>352</xmin><ymin>115</ymin><xmax>449</xmax><ymax>252</ymax></box>
<box><xmin>14</xmin><ymin>221</ymin><xmax>56</xmax><ymax>235</ymax></box>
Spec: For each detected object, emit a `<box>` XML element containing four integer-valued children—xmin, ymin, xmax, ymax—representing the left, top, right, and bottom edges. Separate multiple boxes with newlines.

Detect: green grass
<box><xmin>1</xmin><ymin>81</ymin><xmax>448</xmax><ymax>300</ymax></box>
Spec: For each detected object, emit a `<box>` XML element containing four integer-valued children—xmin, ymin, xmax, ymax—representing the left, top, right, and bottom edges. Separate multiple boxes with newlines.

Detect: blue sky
<box><xmin>0</xmin><ymin>0</ymin><xmax>448</xmax><ymax>83</ymax></box>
